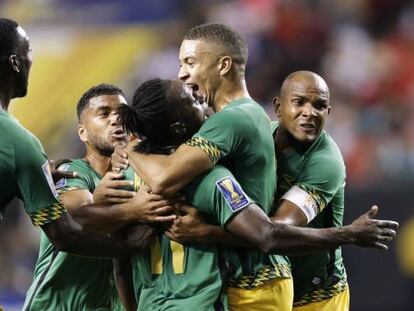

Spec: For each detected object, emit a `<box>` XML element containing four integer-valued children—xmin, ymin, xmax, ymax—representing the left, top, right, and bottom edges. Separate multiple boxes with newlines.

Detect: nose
<box><xmin>302</xmin><ymin>103</ymin><xmax>317</xmax><ymax>117</ymax></box>
<box><xmin>178</xmin><ymin>66</ymin><xmax>189</xmax><ymax>81</ymax></box>
<box><xmin>110</xmin><ymin>112</ymin><xmax>121</xmax><ymax>126</ymax></box>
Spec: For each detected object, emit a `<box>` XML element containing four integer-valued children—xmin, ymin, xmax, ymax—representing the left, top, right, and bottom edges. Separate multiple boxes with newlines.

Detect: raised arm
<box><xmin>125</xmin><ymin>144</ymin><xmax>212</xmax><ymax>195</ymax></box>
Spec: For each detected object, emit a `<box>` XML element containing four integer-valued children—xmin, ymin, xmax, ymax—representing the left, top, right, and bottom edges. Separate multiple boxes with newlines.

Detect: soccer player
<box><xmin>23</xmin><ymin>84</ymin><xmax>143</xmax><ymax>311</ymax></box>
<box><xmin>167</xmin><ymin>71</ymin><xmax>391</xmax><ymax>311</ymax></box>
<box><xmin>271</xmin><ymin>71</ymin><xmax>350</xmax><ymax>310</ymax></box>
<box><xmin>0</xmin><ymin>18</ymin><xmax>156</xmax><ymax>258</ymax></box>
<box><xmin>115</xmin><ymin>78</ymin><xmax>398</xmax><ymax>311</ymax></box>
<box><xmin>113</xmin><ymin>22</ymin><xmax>294</xmax><ymax>310</ymax></box>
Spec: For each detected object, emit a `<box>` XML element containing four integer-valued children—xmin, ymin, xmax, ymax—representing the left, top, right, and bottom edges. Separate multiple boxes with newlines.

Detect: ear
<box><xmin>273</xmin><ymin>97</ymin><xmax>282</xmax><ymax>118</ymax></box>
<box><xmin>169</xmin><ymin>121</ymin><xmax>187</xmax><ymax>136</ymax></box>
<box><xmin>218</xmin><ymin>56</ymin><xmax>232</xmax><ymax>76</ymax></box>
<box><xmin>8</xmin><ymin>55</ymin><xmax>20</xmax><ymax>73</ymax></box>
<box><xmin>78</xmin><ymin>124</ymin><xmax>88</xmax><ymax>143</ymax></box>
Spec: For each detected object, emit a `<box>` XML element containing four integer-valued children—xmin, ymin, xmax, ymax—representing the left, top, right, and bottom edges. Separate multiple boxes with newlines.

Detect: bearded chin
<box><xmin>96</xmin><ymin>143</ymin><xmax>115</xmax><ymax>157</ymax></box>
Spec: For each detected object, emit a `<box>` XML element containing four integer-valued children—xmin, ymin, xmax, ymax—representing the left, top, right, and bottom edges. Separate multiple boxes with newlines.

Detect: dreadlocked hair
<box><xmin>118</xmin><ymin>78</ymin><xmax>172</xmax><ymax>154</ymax></box>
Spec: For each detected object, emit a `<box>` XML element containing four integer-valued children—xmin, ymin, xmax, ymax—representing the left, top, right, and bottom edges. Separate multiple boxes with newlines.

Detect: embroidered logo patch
<box><xmin>42</xmin><ymin>161</ymin><xmax>58</xmax><ymax>198</ymax></box>
<box><xmin>216</xmin><ymin>176</ymin><xmax>250</xmax><ymax>211</ymax></box>
<box><xmin>55</xmin><ymin>163</ymin><xmax>70</xmax><ymax>189</ymax></box>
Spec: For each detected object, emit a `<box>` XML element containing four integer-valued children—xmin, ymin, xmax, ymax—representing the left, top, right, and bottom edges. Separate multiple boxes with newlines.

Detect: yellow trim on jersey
<box><xmin>228</xmin><ymin>277</ymin><xmax>293</xmax><ymax>311</ymax></box>
<box><xmin>29</xmin><ymin>203</ymin><xmax>66</xmax><ymax>227</ymax></box>
<box><xmin>56</xmin><ymin>186</ymin><xmax>82</xmax><ymax>195</ymax></box>
<box><xmin>228</xmin><ymin>264</ymin><xmax>291</xmax><ymax>289</ymax></box>
<box><xmin>185</xmin><ymin>136</ymin><xmax>221</xmax><ymax>164</ymax></box>
<box><xmin>293</xmin><ymin>278</ymin><xmax>348</xmax><ymax>306</ymax></box>
<box><xmin>293</xmin><ymin>284</ymin><xmax>350</xmax><ymax>311</ymax></box>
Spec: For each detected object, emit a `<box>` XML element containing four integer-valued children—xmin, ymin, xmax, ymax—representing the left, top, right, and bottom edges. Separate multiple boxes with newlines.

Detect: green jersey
<box><xmin>133</xmin><ymin>165</ymin><xmax>253</xmax><ymax>310</ymax></box>
<box><xmin>23</xmin><ymin>159</ymin><xmax>137</xmax><ymax>311</ymax></box>
<box><xmin>0</xmin><ymin>111</ymin><xmax>65</xmax><ymax>225</ymax></box>
<box><xmin>272</xmin><ymin>122</ymin><xmax>347</xmax><ymax>305</ymax></box>
<box><xmin>185</xmin><ymin>98</ymin><xmax>290</xmax><ymax>289</ymax></box>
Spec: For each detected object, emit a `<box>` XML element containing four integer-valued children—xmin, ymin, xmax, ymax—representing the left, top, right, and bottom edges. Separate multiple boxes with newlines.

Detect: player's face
<box><xmin>171</xmin><ymin>79</ymin><xmax>208</xmax><ymax>136</ymax></box>
<box><xmin>178</xmin><ymin>39</ymin><xmax>221</xmax><ymax>110</ymax></box>
<box><xmin>14</xmin><ymin>26</ymin><xmax>33</xmax><ymax>98</ymax></box>
<box><xmin>276</xmin><ymin>77</ymin><xmax>330</xmax><ymax>144</ymax></box>
<box><xmin>81</xmin><ymin>95</ymin><xmax>129</xmax><ymax>156</ymax></box>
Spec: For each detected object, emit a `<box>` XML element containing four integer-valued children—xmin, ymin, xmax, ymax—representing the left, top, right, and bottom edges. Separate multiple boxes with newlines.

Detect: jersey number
<box><xmin>150</xmin><ymin>238</ymin><xmax>185</xmax><ymax>274</ymax></box>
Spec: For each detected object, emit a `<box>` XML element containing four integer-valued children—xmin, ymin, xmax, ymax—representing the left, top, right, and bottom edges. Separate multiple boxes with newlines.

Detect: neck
<box><xmin>275</xmin><ymin>125</ymin><xmax>311</xmax><ymax>156</ymax></box>
<box><xmin>0</xmin><ymin>89</ymin><xmax>12</xmax><ymax>112</ymax></box>
<box><xmin>213</xmin><ymin>78</ymin><xmax>251</xmax><ymax>112</ymax></box>
<box><xmin>83</xmin><ymin>148</ymin><xmax>112</xmax><ymax>176</ymax></box>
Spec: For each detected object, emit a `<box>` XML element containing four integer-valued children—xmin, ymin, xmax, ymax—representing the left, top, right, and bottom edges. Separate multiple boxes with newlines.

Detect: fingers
<box><xmin>52</xmin><ymin>158</ymin><xmax>72</xmax><ymax>167</ymax></box>
<box><xmin>152</xmin><ymin>206</ymin><xmax>174</xmax><ymax>216</ymax></box>
<box><xmin>104</xmin><ymin>197</ymin><xmax>134</xmax><ymax>204</ymax></box>
<box><xmin>116</xmin><ymin>146</ymin><xmax>128</xmax><ymax>159</ymax></box>
<box><xmin>111</xmin><ymin>146</ymin><xmax>129</xmax><ymax>171</ymax></box>
<box><xmin>53</xmin><ymin>171</ymin><xmax>78</xmax><ymax>179</ymax></box>
<box><xmin>366</xmin><ymin>205</ymin><xmax>378</xmax><ymax>218</ymax></box>
<box><xmin>105</xmin><ymin>189</ymin><xmax>135</xmax><ymax>199</ymax></box>
<box><xmin>103</xmin><ymin>171</ymin><xmax>125</xmax><ymax>181</ymax></box>
<box><xmin>379</xmin><ymin>228</ymin><xmax>397</xmax><ymax>238</ymax></box>
<box><xmin>373</xmin><ymin>241</ymin><xmax>388</xmax><ymax>250</ymax></box>
<box><xmin>147</xmin><ymin>193</ymin><xmax>168</xmax><ymax>201</ymax></box>
<box><xmin>154</xmin><ymin>214</ymin><xmax>177</xmax><ymax>223</ymax></box>
<box><xmin>165</xmin><ymin>230</ymin><xmax>178</xmax><ymax>242</ymax></box>
<box><xmin>373</xmin><ymin>220</ymin><xmax>399</xmax><ymax>229</ymax></box>
<box><xmin>105</xmin><ymin>179</ymin><xmax>134</xmax><ymax>189</ymax></box>
<box><xmin>149</xmin><ymin>199</ymin><xmax>175</xmax><ymax>208</ymax></box>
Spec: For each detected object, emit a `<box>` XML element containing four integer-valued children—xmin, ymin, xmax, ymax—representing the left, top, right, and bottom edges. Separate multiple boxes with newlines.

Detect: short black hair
<box><xmin>184</xmin><ymin>23</ymin><xmax>248</xmax><ymax>65</ymax></box>
<box><xmin>0</xmin><ymin>18</ymin><xmax>19</xmax><ymax>59</ymax></box>
<box><xmin>76</xmin><ymin>83</ymin><xmax>125</xmax><ymax>120</ymax></box>
<box><xmin>118</xmin><ymin>78</ymin><xmax>173</xmax><ymax>154</ymax></box>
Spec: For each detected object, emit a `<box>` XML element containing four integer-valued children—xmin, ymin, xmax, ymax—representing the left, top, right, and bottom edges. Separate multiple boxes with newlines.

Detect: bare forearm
<box><xmin>128</xmin><ymin>152</ymin><xmax>172</xmax><ymax>193</ymax></box>
<box><xmin>127</xmin><ymin>145</ymin><xmax>212</xmax><ymax>195</ymax></box>
<box><xmin>263</xmin><ymin>223</ymin><xmax>354</xmax><ymax>254</ymax></box>
<box><xmin>226</xmin><ymin>205</ymin><xmax>352</xmax><ymax>254</ymax></box>
<box><xmin>202</xmin><ymin>225</ymin><xmax>254</xmax><ymax>248</ymax></box>
<box><xmin>70</xmin><ymin>202</ymin><xmax>135</xmax><ymax>234</ymax></box>
<box><xmin>43</xmin><ymin>214</ymin><xmax>154</xmax><ymax>257</ymax></box>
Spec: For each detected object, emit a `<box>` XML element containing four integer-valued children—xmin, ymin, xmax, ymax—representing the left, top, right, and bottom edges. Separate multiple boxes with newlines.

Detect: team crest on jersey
<box><xmin>55</xmin><ymin>163</ymin><xmax>70</xmax><ymax>189</ymax></box>
<box><xmin>216</xmin><ymin>176</ymin><xmax>250</xmax><ymax>211</ymax></box>
<box><xmin>42</xmin><ymin>161</ymin><xmax>58</xmax><ymax>198</ymax></box>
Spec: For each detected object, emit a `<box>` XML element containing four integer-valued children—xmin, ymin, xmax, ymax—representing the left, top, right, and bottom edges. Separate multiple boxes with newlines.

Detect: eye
<box><xmin>292</xmin><ymin>98</ymin><xmax>303</xmax><ymax>106</ymax></box>
<box><xmin>98</xmin><ymin>110</ymin><xmax>110</xmax><ymax>117</ymax></box>
<box><xmin>314</xmin><ymin>101</ymin><xmax>328</xmax><ymax>111</ymax></box>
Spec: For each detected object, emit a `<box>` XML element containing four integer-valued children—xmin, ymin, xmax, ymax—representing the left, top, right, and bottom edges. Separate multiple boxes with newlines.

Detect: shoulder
<box><xmin>304</xmin><ymin>132</ymin><xmax>345</xmax><ymax>178</ymax></box>
<box><xmin>0</xmin><ymin>113</ymin><xmax>41</xmax><ymax>149</ymax></box>
<box><xmin>270</xmin><ymin>121</ymin><xmax>278</xmax><ymax>135</ymax></box>
<box><xmin>58</xmin><ymin>159</ymin><xmax>89</xmax><ymax>172</ymax></box>
<box><xmin>55</xmin><ymin>159</ymin><xmax>93</xmax><ymax>191</ymax></box>
<box><xmin>189</xmin><ymin>165</ymin><xmax>233</xmax><ymax>188</ymax></box>
<box><xmin>200</xmin><ymin>99</ymin><xmax>267</xmax><ymax>133</ymax></box>
<box><xmin>312</xmin><ymin>132</ymin><xmax>344</xmax><ymax>165</ymax></box>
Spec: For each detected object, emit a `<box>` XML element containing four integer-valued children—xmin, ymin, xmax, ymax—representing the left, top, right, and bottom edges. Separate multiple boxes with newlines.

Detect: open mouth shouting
<box><xmin>111</xmin><ymin>127</ymin><xmax>127</xmax><ymax>140</ymax></box>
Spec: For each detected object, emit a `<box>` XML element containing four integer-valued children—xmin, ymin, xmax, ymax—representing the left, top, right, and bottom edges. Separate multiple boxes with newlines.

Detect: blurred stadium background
<box><xmin>1</xmin><ymin>0</ymin><xmax>413</xmax><ymax>310</ymax></box>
